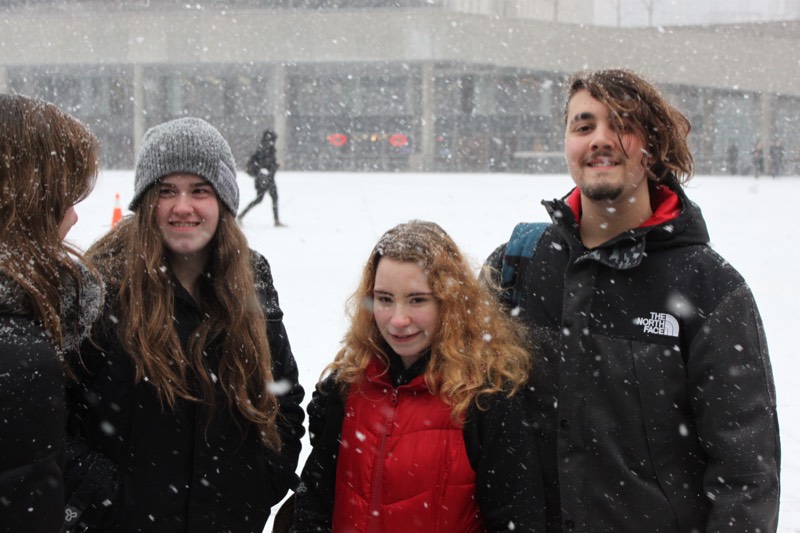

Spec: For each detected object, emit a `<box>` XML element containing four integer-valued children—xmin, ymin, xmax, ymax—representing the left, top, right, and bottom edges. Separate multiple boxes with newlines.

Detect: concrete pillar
<box><xmin>272</xmin><ymin>63</ymin><xmax>288</xmax><ymax>166</ymax></box>
<box><xmin>759</xmin><ymin>92</ymin><xmax>776</xmax><ymax>175</ymax></box>
<box><xmin>698</xmin><ymin>88</ymin><xmax>717</xmax><ymax>174</ymax></box>
<box><xmin>760</xmin><ymin>92</ymin><xmax>774</xmax><ymax>146</ymax></box>
<box><xmin>132</xmin><ymin>64</ymin><xmax>145</xmax><ymax>158</ymax></box>
<box><xmin>417</xmin><ymin>62</ymin><xmax>435</xmax><ymax>172</ymax></box>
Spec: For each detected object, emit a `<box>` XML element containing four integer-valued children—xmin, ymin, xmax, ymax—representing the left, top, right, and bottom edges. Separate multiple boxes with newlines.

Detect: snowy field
<box><xmin>70</xmin><ymin>170</ymin><xmax>799</xmax><ymax>532</ymax></box>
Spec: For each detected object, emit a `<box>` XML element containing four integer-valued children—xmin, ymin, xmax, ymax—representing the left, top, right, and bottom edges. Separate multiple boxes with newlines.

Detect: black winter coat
<box><xmin>487</xmin><ymin>178</ymin><xmax>780</xmax><ymax>533</ymax></box>
<box><xmin>0</xmin><ymin>314</ymin><xmax>65</xmax><ymax>533</ymax></box>
<box><xmin>66</xmin><ymin>251</ymin><xmax>305</xmax><ymax>533</ymax></box>
<box><xmin>246</xmin><ymin>131</ymin><xmax>279</xmax><ymax>192</ymax></box>
<box><xmin>1</xmin><ymin>261</ymin><xmax>101</xmax><ymax>533</ymax></box>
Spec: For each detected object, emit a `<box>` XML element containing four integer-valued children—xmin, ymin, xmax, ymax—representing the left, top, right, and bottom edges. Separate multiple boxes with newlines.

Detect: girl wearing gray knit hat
<box><xmin>65</xmin><ymin>117</ymin><xmax>305</xmax><ymax>532</ymax></box>
<box><xmin>130</xmin><ymin>117</ymin><xmax>240</xmax><ymax>214</ymax></box>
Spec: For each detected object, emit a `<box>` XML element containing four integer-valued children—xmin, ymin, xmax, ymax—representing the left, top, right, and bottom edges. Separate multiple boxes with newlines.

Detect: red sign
<box><xmin>327</xmin><ymin>133</ymin><xmax>348</xmax><ymax>147</ymax></box>
<box><xmin>389</xmin><ymin>133</ymin><xmax>408</xmax><ymax>148</ymax></box>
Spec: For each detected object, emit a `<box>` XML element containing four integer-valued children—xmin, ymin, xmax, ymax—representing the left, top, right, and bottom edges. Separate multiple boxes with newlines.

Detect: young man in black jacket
<box><xmin>487</xmin><ymin>68</ymin><xmax>780</xmax><ymax>532</ymax></box>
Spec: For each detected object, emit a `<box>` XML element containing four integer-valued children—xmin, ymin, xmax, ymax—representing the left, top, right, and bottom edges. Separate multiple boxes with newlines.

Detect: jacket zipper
<box><xmin>367</xmin><ymin>387</ymin><xmax>399</xmax><ymax>533</ymax></box>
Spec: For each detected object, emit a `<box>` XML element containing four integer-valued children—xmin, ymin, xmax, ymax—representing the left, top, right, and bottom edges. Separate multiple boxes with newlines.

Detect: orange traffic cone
<box><xmin>111</xmin><ymin>193</ymin><xmax>123</xmax><ymax>227</ymax></box>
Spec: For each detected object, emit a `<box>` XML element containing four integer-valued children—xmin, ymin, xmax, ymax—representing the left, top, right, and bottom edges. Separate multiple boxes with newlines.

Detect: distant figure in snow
<box><xmin>0</xmin><ymin>94</ymin><xmax>102</xmax><ymax>532</ymax></box>
<box><xmin>292</xmin><ymin>220</ymin><xmax>545</xmax><ymax>532</ymax></box>
<box><xmin>753</xmin><ymin>139</ymin><xmax>765</xmax><ymax>178</ymax></box>
<box><xmin>486</xmin><ymin>68</ymin><xmax>780</xmax><ymax>532</ymax></box>
<box><xmin>769</xmin><ymin>139</ymin><xmax>784</xmax><ymax>177</ymax></box>
<box><xmin>239</xmin><ymin>128</ymin><xmax>283</xmax><ymax>226</ymax></box>
<box><xmin>726</xmin><ymin>142</ymin><xmax>738</xmax><ymax>174</ymax></box>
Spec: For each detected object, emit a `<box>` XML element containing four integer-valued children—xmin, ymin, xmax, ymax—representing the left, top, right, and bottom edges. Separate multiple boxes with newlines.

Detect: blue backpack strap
<box><xmin>501</xmin><ymin>222</ymin><xmax>549</xmax><ymax>307</ymax></box>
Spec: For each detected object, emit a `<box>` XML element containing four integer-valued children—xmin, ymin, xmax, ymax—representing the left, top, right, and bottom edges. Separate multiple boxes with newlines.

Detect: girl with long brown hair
<box><xmin>65</xmin><ymin>117</ymin><xmax>304</xmax><ymax>533</ymax></box>
<box><xmin>0</xmin><ymin>94</ymin><xmax>102</xmax><ymax>532</ymax></box>
<box><xmin>292</xmin><ymin>220</ymin><xmax>545</xmax><ymax>532</ymax></box>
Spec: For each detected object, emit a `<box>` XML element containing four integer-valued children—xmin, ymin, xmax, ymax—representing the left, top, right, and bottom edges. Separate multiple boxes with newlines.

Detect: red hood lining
<box><xmin>566</xmin><ymin>184</ymin><xmax>680</xmax><ymax>229</ymax></box>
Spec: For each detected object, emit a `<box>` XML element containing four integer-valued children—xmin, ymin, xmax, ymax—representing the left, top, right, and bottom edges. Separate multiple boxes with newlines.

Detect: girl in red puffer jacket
<box><xmin>291</xmin><ymin>220</ymin><xmax>545</xmax><ymax>533</ymax></box>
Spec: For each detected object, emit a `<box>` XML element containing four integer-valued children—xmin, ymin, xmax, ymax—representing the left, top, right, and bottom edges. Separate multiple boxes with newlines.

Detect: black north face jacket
<box><xmin>487</xmin><ymin>177</ymin><xmax>780</xmax><ymax>532</ymax></box>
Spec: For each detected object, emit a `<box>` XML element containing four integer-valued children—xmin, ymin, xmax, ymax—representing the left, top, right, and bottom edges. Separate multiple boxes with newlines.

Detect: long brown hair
<box><xmin>86</xmin><ymin>185</ymin><xmax>281</xmax><ymax>450</ymax></box>
<box><xmin>564</xmin><ymin>68</ymin><xmax>694</xmax><ymax>184</ymax></box>
<box><xmin>0</xmin><ymin>94</ymin><xmax>98</xmax><ymax>348</ymax></box>
<box><xmin>327</xmin><ymin>220</ymin><xmax>531</xmax><ymax>422</ymax></box>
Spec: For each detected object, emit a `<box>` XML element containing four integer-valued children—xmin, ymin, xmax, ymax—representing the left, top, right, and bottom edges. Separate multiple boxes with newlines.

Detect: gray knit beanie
<box><xmin>130</xmin><ymin>117</ymin><xmax>239</xmax><ymax>213</ymax></box>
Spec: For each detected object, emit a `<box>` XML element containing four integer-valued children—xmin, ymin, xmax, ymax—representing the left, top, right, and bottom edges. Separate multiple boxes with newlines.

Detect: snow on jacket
<box><xmin>0</xmin><ymin>259</ymin><xmax>102</xmax><ymax>533</ymax></box>
<box><xmin>0</xmin><ymin>313</ymin><xmax>66</xmax><ymax>533</ymax></box>
<box><xmin>334</xmin><ymin>358</ymin><xmax>481</xmax><ymax>532</ymax></box>
<box><xmin>66</xmin><ymin>250</ymin><xmax>305</xmax><ymax>533</ymax></box>
<box><xmin>486</xmin><ymin>176</ymin><xmax>780</xmax><ymax>532</ymax></box>
<box><xmin>292</xmin><ymin>352</ymin><xmax>546</xmax><ymax>533</ymax></box>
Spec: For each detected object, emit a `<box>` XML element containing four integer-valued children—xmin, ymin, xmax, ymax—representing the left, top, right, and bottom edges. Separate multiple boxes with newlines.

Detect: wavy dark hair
<box><xmin>326</xmin><ymin>220</ymin><xmax>531</xmax><ymax>422</ymax></box>
<box><xmin>86</xmin><ymin>186</ymin><xmax>281</xmax><ymax>450</ymax></box>
<box><xmin>564</xmin><ymin>68</ymin><xmax>694</xmax><ymax>184</ymax></box>
<box><xmin>0</xmin><ymin>94</ymin><xmax>99</xmax><ymax>349</ymax></box>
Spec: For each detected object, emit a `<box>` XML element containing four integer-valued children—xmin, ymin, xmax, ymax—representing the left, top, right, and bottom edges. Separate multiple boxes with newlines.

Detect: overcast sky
<box><xmin>593</xmin><ymin>0</ymin><xmax>800</xmax><ymax>27</ymax></box>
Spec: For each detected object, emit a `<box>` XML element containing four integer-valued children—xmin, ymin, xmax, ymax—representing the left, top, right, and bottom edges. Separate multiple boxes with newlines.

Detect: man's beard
<box><xmin>581</xmin><ymin>181</ymin><xmax>625</xmax><ymax>202</ymax></box>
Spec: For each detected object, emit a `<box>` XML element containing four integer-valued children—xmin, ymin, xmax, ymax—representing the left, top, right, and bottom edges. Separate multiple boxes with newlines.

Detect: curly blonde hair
<box><xmin>326</xmin><ymin>220</ymin><xmax>531</xmax><ymax>422</ymax></box>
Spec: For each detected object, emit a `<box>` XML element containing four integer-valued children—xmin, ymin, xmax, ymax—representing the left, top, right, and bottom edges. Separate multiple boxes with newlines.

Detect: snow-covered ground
<box><xmin>70</xmin><ymin>171</ymin><xmax>799</xmax><ymax>532</ymax></box>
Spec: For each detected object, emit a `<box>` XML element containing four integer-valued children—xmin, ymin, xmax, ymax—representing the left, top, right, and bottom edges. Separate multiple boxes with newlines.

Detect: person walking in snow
<box><xmin>64</xmin><ymin>117</ymin><xmax>305</xmax><ymax>532</ymax></box>
<box><xmin>239</xmin><ymin>128</ymin><xmax>283</xmax><ymax>226</ymax></box>
<box><xmin>291</xmin><ymin>220</ymin><xmax>545</xmax><ymax>533</ymax></box>
<box><xmin>0</xmin><ymin>94</ymin><xmax>103</xmax><ymax>532</ymax></box>
<box><xmin>486</xmin><ymin>69</ymin><xmax>780</xmax><ymax>532</ymax></box>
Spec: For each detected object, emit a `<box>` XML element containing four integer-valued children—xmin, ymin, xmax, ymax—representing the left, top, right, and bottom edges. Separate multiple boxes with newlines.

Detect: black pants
<box><xmin>239</xmin><ymin>182</ymin><xmax>279</xmax><ymax>223</ymax></box>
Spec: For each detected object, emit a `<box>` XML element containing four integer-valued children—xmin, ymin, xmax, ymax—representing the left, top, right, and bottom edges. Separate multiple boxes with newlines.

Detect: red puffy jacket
<box><xmin>332</xmin><ymin>359</ymin><xmax>482</xmax><ymax>533</ymax></box>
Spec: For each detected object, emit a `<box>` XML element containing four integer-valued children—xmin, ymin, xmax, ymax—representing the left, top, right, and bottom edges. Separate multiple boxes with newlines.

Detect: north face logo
<box><xmin>633</xmin><ymin>312</ymin><xmax>680</xmax><ymax>337</ymax></box>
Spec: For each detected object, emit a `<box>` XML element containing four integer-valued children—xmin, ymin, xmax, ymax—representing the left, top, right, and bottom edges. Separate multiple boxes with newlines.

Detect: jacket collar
<box><xmin>563</xmin><ymin>180</ymin><xmax>682</xmax><ymax>229</ymax></box>
<box><xmin>0</xmin><ymin>255</ymin><xmax>103</xmax><ymax>353</ymax></box>
<box><xmin>365</xmin><ymin>350</ymin><xmax>431</xmax><ymax>390</ymax></box>
<box><xmin>545</xmin><ymin>175</ymin><xmax>709</xmax><ymax>270</ymax></box>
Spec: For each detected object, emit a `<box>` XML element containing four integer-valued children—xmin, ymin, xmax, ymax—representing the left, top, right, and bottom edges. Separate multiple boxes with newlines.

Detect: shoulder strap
<box><xmin>501</xmin><ymin>222</ymin><xmax>549</xmax><ymax>308</ymax></box>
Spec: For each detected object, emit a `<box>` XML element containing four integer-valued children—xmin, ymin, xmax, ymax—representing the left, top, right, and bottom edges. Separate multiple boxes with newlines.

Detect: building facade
<box><xmin>1</xmin><ymin>0</ymin><xmax>798</xmax><ymax>174</ymax></box>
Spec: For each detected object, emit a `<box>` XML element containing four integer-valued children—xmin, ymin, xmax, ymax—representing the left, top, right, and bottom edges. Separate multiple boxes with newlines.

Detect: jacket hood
<box><xmin>643</xmin><ymin>176</ymin><xmax>710</xmax><ymax>251</ymax></box>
